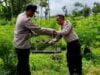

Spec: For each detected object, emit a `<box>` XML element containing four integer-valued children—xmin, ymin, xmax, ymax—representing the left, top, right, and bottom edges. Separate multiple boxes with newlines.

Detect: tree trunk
<box><xmin>48</xmin><ymin>0</ymin><xmax>50</xmax><ymax>24</ymax></box>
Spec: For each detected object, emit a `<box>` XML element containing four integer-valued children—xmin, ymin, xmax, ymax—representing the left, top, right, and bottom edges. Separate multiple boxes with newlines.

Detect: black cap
<box><xmin>26</xmin><ymin>4</ymin><xmax>37</xmax><ymax>12</ymax></box>
<box><xmin>57</xmin><ymin>14</ymin><xmax>65</xmax><ymax>19</ymax></box>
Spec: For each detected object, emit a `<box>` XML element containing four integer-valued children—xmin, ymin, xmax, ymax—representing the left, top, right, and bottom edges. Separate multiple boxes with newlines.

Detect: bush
<box><xmin>0</xmin><ymin>27</ymin><xmax>16</xmax><ymax>75</ymax></box>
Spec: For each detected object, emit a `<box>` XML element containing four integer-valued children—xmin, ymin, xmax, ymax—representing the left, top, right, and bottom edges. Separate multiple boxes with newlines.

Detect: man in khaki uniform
<box><xmin>14</xmin><ymin>4</ymin><xmax>56</xmax><ymax>75</ymax></box>
<box><xmin>47</xmin><ymin>15</ymin><xmax>82</xmax><ymax>75</ymax></box>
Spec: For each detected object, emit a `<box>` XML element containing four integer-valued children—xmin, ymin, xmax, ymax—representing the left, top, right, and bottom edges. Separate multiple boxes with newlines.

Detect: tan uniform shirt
<box><xmin>49</xmin><ymin>21</ymin><xmax>79</xmax><ymax>43</ymax></box>
<box><xmin>14</xmin><ymin>12</ymin><xmax>54</xmax><ymax>49</ymax></box>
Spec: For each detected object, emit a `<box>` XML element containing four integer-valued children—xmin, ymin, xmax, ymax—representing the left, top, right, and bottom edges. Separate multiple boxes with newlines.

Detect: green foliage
<box><xmin>73</xmin><ymin>2</ymin><xmax>91</xmax><ymax>17</ymax></box>
<box><xmin>76</xmin><ymin>14</ymin><xmax>99</xmax><ymax>47</ymax></box>
<box><xmin>0</xmin><ymin>14</ymin><xmax>100</xmax><ymax>75</ymax></box>
<box><xmin>0</xmin><ymin>26</ymin><xmax>16</xmax><ymax>75</ymax></box>
<box><xmin>92</xmin><ymin>2</ymin><xmax>100</xmax><ymax>15</ymax></box>
<box><xmin>0</xmin><ymin>18</ymin><xmax>16</xmax><ymax>26</ymax></box>
<box><xmin>0</xmin><ymin>0</ymin><xmax>33</xmax><ymax>20</ymax></box>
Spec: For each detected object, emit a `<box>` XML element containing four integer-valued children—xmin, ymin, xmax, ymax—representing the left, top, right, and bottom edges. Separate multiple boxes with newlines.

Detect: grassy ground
<box><xmin>29</xmin><ymin>48</ymin><xmax>100</xmax><ymax>75</ymax></box>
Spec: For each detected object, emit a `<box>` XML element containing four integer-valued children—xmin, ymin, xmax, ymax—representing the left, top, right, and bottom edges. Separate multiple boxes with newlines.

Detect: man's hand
<box><xmin>39</xmin><ymin>40</ymin><xmax>50</xmax><ymax>45</ymax></box>
<box><xmin>52</xmin><ymin>30</ymin><xmax>57</xmax><ymax>37</ymax></box>
<box><xmin>47</xmin><ymin>41</ymin><xmax>55</xmax><ymax>45</ymax></box>
<box><xmin>39</xmin><ymin>40</ymin><xmax>54</xmax><ymax>45</ymax></box>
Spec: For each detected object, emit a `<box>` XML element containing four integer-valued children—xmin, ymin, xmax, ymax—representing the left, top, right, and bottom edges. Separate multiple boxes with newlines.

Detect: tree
<box><xmin>92</xmin><ymin>2</ymin><xmax>100</xmax><ymax>15</ymax></box>
<box><xmin>74</xmin><ymin>2</ymin><xmax>84</xmax><ymax>7</ymax></box>
<box><xmin>72</xmin><ymin>2</ymin><xmax>91</xmax><ymax>17</ymax></box>
<box><xmin>39</xmin><ymin>0</ymin><xmax>49</xmax><ymax>19</ymax></box>
<box><xmin>62</xmin><ymin>6</ymin><xmax>68</xmax><ymax>17</ymax></box>
<box><xmin>39</xmin><ymin>0</ymin><xmax>50</xmax><ymax>24</ymax></box>
<box><xmin>0</xmin><ymin>0</ymin><xmax>32</xmax><ymax>20</ymax></box>
<box><xmin>72</xmin><ymin>2</ymin><xmax>84</xmax><ymax>17</ymax></box>
<box><xmin>72</xmin><ymin>10</ymin><xmax>81</xmax><ymax>17</ymax></box>
<box><xmin>0</xmin><ymin>0</ymin><xmax>12</xmax><ymax>20</ymax></box>
<box><xmin>44</xmin><ymin>7</ymin><xmax>49</xmax><ymax>19</ymax></box>
<box><xmin>82</xmin><ymin>5</ymin><xmax>91</xmax><ymax>17</ymax></box>
<box><xmin>9</xmin><ymin>0</ymin><xmax>32</xmax><ymax>16</ymax></box>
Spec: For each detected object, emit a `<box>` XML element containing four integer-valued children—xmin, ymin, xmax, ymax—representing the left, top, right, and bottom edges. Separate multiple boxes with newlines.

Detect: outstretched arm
<box><xmin>57</xmin><ymin>22</ymin><xmax>72</xmax><ymax>35</ymax></box>
<box><xmin>24</xmin><ymin>19</ymin><xmax>56</xmax><ymax>36</ymax></box>
<box><xmin>46</xmin><ymin>34</ymin><xmax>62</xmax><ymax>45</ymax></box>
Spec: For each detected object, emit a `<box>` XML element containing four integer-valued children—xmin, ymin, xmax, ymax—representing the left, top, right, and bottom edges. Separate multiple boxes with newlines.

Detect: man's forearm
<box><xmin>34</xmin><ymin>27</ymin><xmax>56</xmax><ymax>36</ymax></box>
<box><xmin>47</xmin><ymin>34</ymin><xmax>62</xmax><ymax>45</ymax></box>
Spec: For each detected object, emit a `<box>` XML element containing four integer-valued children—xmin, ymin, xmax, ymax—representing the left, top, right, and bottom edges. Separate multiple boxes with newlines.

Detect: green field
<box><xmin>0</xmin><ymin>14</ymin><xmax>100</xmax><ymax>75</ymax></box>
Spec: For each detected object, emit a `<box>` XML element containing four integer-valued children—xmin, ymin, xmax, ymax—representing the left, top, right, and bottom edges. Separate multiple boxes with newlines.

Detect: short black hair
<box><xmin>56</xmin><ymin>14</ymin><xmax>65</xmax><ymax>19</ymax></box>
<box><xmin>26</xmin><ymin>4</ymin><xmax>37</xmax><ymax>12</ymax></box>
